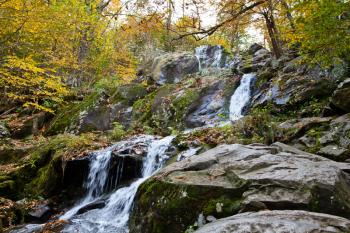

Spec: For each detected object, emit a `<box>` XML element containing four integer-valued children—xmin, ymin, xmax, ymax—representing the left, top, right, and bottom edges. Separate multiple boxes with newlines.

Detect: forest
<box><xmin>0</xmin><ymin>0</ymin><xmax>350</xmax><ymax>232</ymax></box>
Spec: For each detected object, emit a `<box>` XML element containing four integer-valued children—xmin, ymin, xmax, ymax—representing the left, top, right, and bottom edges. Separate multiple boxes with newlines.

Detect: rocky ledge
<box><xmin>130</xmin><ymin>143</ymin><xmax>350</xmax><ymax>233</ymax></box>
<box><xmin>194</xmin><ymin>210</ymin><xmax>350</xmax><ymax>233</ymax></box>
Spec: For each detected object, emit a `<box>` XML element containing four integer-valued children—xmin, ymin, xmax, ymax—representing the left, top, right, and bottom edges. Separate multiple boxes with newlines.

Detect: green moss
<box><xmin>109</xmin><ymin>122</ymin><xmax>126</xmax><ymax>141</ymax></box>
<box><xmin>111</xmin><ymin>84</ymin><xmax>147</xmax><ymax>105</ymax></box>
<box><xmin>131</xmin><ymin>178</ymin><xmax>247</xmax><ymax>233</ymax></box>
<box><xmin>26</xmin><ymin>153</ymin><xmax>62</xmax><ymax>197</ymax></box>
<box><xmin>202</xmin><ymin>196</ymin><xmax>242</xmax><ymax>218</ymax></box>
<box><xmin>171</xmin><ymin>90</ymin><xmax>199</xmax><ymax>127</ymax></box>
<box><xmin>132</xmin><ymin>91</ymin><xmax>157</xmax><ymax>124</ymax></box>
<box><xmin>46</xmin><ymin>92</ymin><xmax>100</xmax><ymax>135</ymax></box>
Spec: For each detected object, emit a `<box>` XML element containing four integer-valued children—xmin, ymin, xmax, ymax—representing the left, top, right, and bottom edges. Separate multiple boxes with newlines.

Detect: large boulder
<box><xmin>331</xmin><ymin>78</ymin><xmax>350</xmax><ymax>113</ymax></box>
<box><xmin>195</xmin><ymin>210</ymin><xmax>350</xmax><ymax>233</ymax></box>
<box><xmin>150</xmin><ymin>52</ymin><xmax>199</xmax><ymax>85</ymax></box>
<box><xmin>130</xmin><ymin>143</ymin><xmax>350</xmax><ymax>233</ymax></box>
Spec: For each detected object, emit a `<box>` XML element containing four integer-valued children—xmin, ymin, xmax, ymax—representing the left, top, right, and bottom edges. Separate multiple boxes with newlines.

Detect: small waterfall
<box><xmin>229</xmin><ymin>73</ymin><xmax>256</xmax><ymax>121</ymax></box>
<box><xmin>61</xmin><ymin>135</ymin><xmax>175</xmax><ymax>233</ymax></box>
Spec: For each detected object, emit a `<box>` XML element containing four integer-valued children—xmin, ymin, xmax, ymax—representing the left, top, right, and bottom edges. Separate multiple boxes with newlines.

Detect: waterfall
<box><xmin>195</xmin><ymin>45</ymin><xmax>228</xmax><ymax>74</ymax></box>
<box><xmin>229</xmin><ymin>73</ymin><xmax>256</xmax><ymax>121</ymax></box>
<box><xmin>61</xmin><ymin>135</ymin><xmax>175</xmax><ymax>233</ymax></box>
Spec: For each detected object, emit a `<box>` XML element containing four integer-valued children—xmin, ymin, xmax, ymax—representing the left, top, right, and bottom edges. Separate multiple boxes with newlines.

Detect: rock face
<box><xmin>150</xmin><ymin>52</ymin><xmax>199</xmax><ymax>85</ymax></box>
<box><xmin>130</xmin><ymin>143</ymin><xmax>350</xmax><ymax>233</ymax></box>
<box><xmin>185</xmin><ymin>75</ymin><xmax>240</xmax><ymax>128</ymax></box>
<box><xmin>195</xmin><ymin>210</ymin><xmax>350</xmax><ymax>233</ymax></box>
<box><xmin>331</xmin><ymin>78</ymin><xmax>350</xmax><ymax>113</ymax></box>
<box><xmin>280</xmin><ymin>114</ymin><xmax>350</xmax><ymax>161</ymax></box>
<box><xmin>132</xmin><ymin>72</ymin><xmax>240</xmax><ymax>132</ymax></box>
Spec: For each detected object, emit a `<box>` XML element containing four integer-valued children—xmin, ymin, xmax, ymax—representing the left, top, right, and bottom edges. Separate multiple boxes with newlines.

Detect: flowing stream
<box><xmin>60</xmin><ymin>135</ymin><xmax>175</xmax><ymax>233</ymax></box>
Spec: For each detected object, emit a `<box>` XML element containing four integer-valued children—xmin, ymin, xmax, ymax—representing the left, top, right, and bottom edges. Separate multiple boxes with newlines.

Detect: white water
<box><xmin>61</xmin><ymin>135</ymin><xmax>175</xmax><ymax>233</ymax></box>
<box><xmin>195</xmin><ymin>45</ymin><xmax>227</xmax><ymax>74</ymax></box>
<box><xmin>229</xmin><ymin>73</ymin><xmax>255</xmax><ymax>121</ymax></box>
<box><xmin>177</xmin><ymin>147</ymin><xmax>201</xmax><ymax>161</ymax></box>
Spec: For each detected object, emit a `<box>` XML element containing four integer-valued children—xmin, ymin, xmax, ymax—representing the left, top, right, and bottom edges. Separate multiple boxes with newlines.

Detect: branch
<box><xmin>173</xmin><ymin>0</ymin><xmax>266</xmax><ymax>41</ymax></box>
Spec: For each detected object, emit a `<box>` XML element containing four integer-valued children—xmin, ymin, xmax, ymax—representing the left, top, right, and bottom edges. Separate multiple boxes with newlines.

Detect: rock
<box><xmin>278</xmin><ymin>117</ymin><xmax>332</xmax><ymax>140</ymax></box>
<box><xmin>76</xmin><ymin>200</ymin><xmax>106</xmax><ymax>215</ymax></box>
<box><xmin>318</xmin><ymin>145</ymin><xmax>349</xmax><ymax>158</ymax></box>
<box><xmin>331</xmin><ymin>78</ymin><xmax>350</xmax><ymax>113</ymax></box>
<box><xmin>0</xmin><ymin>197</ymin><xmax>24</xmax><ymax>228</ymax></box>
<box><xmin>248</xmin><ymin>43</ymin><xmax>264</xmax><ymax>55</ymax></box>
<box><xmin>130</xmin><ymin>143</ymin><xmax>350</xmax><ymax>233</ymax></box>
<box><xmin>27</xmin><ymin>204</ymin><xmax>52</xmax><ymax>223</ymax></box>
<box><xmin>8</xmin><ymin>112</ymin><xmax>47</xmax><ymax>138</ymax></box>
<box><xmin>185</xmin><ymin>76</ymin><xmax>239</xmax><ymax>127</ymax></box>
<box><xmin>113</xmin><ymin>84</ymin><xmax>148</xmax><ymax>105</ymax></box>
<box><xmin>63</xmin><ymin>157</ymin><xmax>90</xmax><ymax>193</ymax></box>
<box><xmin>282</xmin><ymin>57</ymin><xmax>302</xmax><ymax>73</ymax></box>
<box><xmin>150</xmin><ymin>52</ymin><xmax>199</xmax><ymax>85</ymax></box>
<box><xmin>194</xmin><ymin>210</ymin><xmax>350</xmax><ymax>233</ymax></box>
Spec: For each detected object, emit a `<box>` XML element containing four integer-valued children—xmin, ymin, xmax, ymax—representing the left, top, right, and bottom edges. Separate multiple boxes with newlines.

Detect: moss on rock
<box><xmin>130</xmin><ymin>177</ymin><xmax>246</xmax><ymax>233</ymax></box>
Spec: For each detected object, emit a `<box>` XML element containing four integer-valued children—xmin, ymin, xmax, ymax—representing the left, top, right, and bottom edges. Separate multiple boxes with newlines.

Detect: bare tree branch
<box><xmin>173</xmin><ymin>0</ymin><xmax>266</xmax><ymax>41</ymax></box>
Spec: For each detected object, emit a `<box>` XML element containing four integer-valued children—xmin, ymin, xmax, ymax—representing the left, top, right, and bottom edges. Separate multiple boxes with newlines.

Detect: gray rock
<box><xmin>76</xmin><ymin>200</ymin><xmax>106</xmax><ymax>215</ymax></box>
<box><xmin>319</xmin><ymin>145</ymin><xmax>348</xmax><ymax>158</ymax></box>
<box><xmin>150</xmin><ymin>52</ymin><xmax>199</xmax><ymax>85</ymax></box>
<box><xmin>248</xmin><ymin>43</ymin><xmax>264</xmax><ymax>55</ymax></box>
<box><xmin>185</xmin><ymin>76</ymin><xmax>239</xmax><ymax>127</ymax></box>
<box><xmin>131</xmin><ymin>143</ymin><xmax>350</xmax><ymax>233</ymax></box>
<box><xmin>195</xmin><ymin>210</ymin><xmax>350</xmax><ymax>233</ymax></box>
<box><xmin>331</xmin><ymin>78</ymin><xmax>350</xmax><ymax>113</ymax></box>
<box><xmin>28</xmin><ymin>204</ymin><xmax>51</xmax><ymax>223</ymax></box>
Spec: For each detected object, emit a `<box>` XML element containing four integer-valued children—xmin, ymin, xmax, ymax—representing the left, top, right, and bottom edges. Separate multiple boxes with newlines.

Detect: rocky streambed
<box><xmin>1</xmin><ymin>44</ymin><xmax>350</xmax><ymax>233</ymax></box>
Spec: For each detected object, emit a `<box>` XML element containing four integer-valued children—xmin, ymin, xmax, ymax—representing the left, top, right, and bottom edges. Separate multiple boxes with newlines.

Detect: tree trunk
<box><xmin>263</xmin><ymin>13</ymin><xmax>282</xmax><ymax>58</ymax></box>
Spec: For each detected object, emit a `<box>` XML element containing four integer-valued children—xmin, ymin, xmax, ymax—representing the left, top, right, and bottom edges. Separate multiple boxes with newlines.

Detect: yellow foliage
<box><xmin>0</xmin><ymin>56</ymin><xmax>69</xmax><ymax>113</ymax></box>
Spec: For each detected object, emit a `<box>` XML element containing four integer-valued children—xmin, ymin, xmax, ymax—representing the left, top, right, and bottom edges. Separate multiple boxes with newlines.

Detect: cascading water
<box><xmin>61</xmin><ymin>135</ymin><xmax>175</xmax><ymax>233</ymax></box>
<box><xmin>229</xmin><ymin>73</ymin><xmax>256</xmax><ymax>121</ymax></box>
<box><xmin>195</xmin><ymin>45</ymin><xmax>229</xmax><ymax>74</ymax></box>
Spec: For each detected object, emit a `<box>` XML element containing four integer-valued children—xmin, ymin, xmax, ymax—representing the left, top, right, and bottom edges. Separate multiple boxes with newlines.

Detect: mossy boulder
<box><xmin>131</xmin><ymin>143</ymin><xmax>350</xmax><ymax>233</ymax></box>
<box><xmin>0</xmin><ymin>134</ymin><xmax>105</xmax><ymax>200</ymax></box>
<box><xmin>47</xmin><ymin>83</ymin><xmax>148</xmax><ymax>135</ymax></box>
<box><xmin>149</xmin><ymin>52</ymin><xmax>199</xmax><ymax>85</ymax></box>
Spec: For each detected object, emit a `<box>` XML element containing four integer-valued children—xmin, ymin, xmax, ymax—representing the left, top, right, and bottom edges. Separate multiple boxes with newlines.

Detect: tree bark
<box><xmin>263</xmin><ymin>13</ymin><xmax>282</xmax><ymax>58</ymax></box>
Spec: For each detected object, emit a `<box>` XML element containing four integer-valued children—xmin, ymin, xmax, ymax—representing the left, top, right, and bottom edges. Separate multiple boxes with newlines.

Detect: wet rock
<box><xmin>76</xmin><ymin>200</ymin><xmax>106</xmax><ymax>215</ymax></box>
<box><xmin>27</xmin><ymin>204</ymin><xmax>52</xmax><ymax>223</ymax></box>
<box><xmin>185</xmin><ymin>76</ymin><xmax>239</xmax><ymax>127</ymax></box>
<box><xmin>63</xmin><ymin>157</ymin><xmax>90</xmax><ymax>193</ymax></box>
<box><xmin>331</xmin><ymin>78</ymin><xmax>350</xmax><ymax>113</ymax></box>
<box><xmin>150</xmin><ymin>52</ymin><xmax>199</xmax><ymax>85</ymax></box>
<box><xmin>195</xmin><ymin>210</ymin><xmax>350</xmax><ymax>233</ymax></box>
<box><xmin>131</xmin><ymin>143</ymin><xmax>350</xmax><ymax>233</ymax></box>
